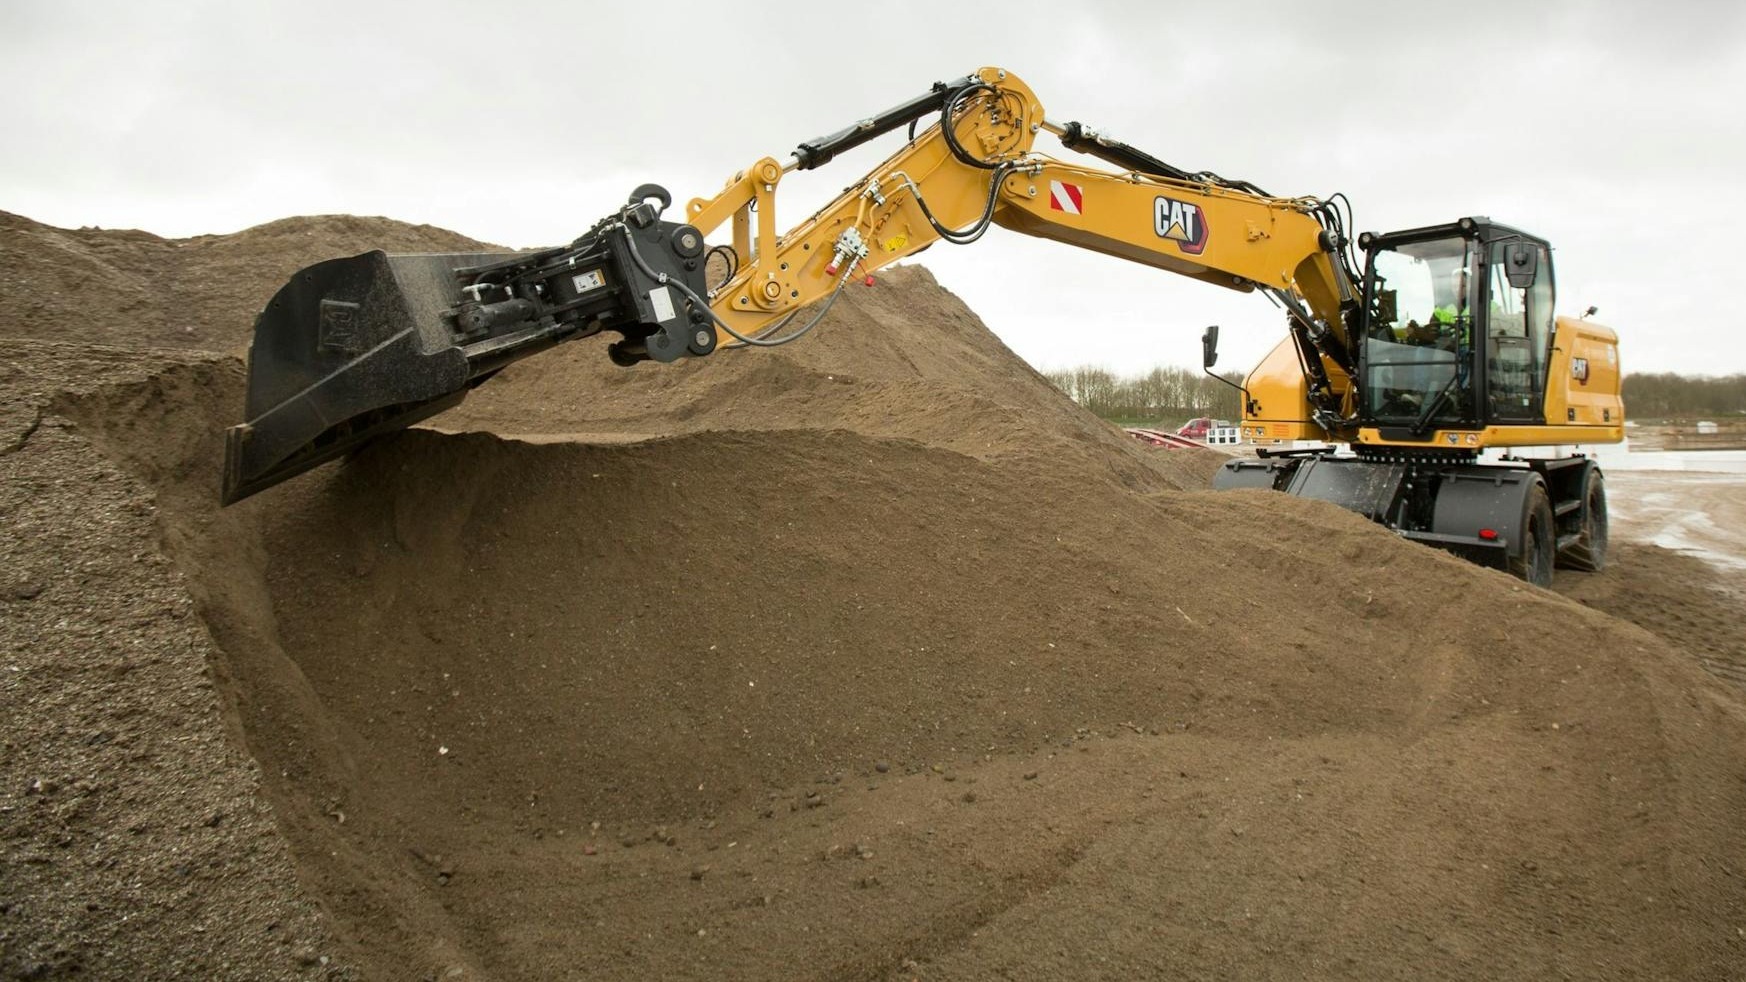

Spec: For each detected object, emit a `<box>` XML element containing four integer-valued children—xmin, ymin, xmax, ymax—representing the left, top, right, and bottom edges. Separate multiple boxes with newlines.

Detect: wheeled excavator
<box><xmin>221</xmin><ymin>67</ymin><xmax>1622</xmax><ymax>586</ymax></box>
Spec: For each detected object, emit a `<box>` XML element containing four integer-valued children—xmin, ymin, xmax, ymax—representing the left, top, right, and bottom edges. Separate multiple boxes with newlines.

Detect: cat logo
<box><xmin>1154</xmin><ymin>196</ymin><xmax>1209</xmax><ymax>255</ymax></box>
<box><xmin>318</xmin><ymin>299</ymin><xmax>364</xmax><ymax>355</ymax></box>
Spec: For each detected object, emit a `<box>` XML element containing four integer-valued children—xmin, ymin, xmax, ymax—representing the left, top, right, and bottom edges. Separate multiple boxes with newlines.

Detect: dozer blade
<box><xmin>221</xmin><ymin>185</ymin><xmax>717</xmax><ymax>505</ymax></box>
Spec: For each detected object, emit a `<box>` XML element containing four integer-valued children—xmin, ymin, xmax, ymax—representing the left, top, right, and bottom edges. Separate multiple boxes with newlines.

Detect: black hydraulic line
<box><xmin>718</xmin><ymin>283</ymin><xmax>847</xmax><ymax>349</ymax></box>
<box><xmin>1057</xmin><ymin>121</ymin><xmax>1279</xmax><ymax>200</ymax></box>
<box><xmin>1329</xmin><ymin>192</ymin><xmax>1362</xmax><ymax>279</ymax></box>
<box><xmin>1056</xmin><ymin>121</ymin><xmax>1197</xmax><ymax>182</ymax></box>
<box><xmin>940</xmin><ymin>83</ymin><xmax>1000</xmax><ymax>169</ymax></box>
<box><xmin>705</xmin><ymin>243</ymin><xmax>738</xmax><ymax>294</ymax></box>
<box><xmin>908</xmin><ymin>163</ymin><xmax>1012</xmax><ymax>245</ymax></box>
<box><xmin>615</xmin><ymin>223</ymin><xmax>847</xmax><ymax>349</ymax></box>
<box><xmin>793</xmin><ymin>75</ymin><xmax>980</xmax><ymax>170</ymax></box>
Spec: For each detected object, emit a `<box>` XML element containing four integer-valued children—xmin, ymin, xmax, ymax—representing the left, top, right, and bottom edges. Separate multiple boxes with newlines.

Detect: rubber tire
<box><xmin>1559</xmin><ymin>468</ymin><xmax>1609</xmax><ymax>572</ymax></box>
<box><xmin>1509</xmin><ymin>483</ymin><xmax>1556</xmax><ymax>588</ymax></box>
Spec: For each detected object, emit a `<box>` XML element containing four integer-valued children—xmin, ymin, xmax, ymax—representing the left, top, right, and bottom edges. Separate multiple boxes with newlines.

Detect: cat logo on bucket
<box><xmin>1154</xmin><ymin>196</ymin><xmax>1209</xmax><ymax>255</ymax></box>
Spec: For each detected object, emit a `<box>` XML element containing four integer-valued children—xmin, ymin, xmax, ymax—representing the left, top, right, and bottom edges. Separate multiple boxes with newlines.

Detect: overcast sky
<box><xmin>4</xmin><ymin>0</ymin><xmax>1744</xmax><ymax>376</ymax></box>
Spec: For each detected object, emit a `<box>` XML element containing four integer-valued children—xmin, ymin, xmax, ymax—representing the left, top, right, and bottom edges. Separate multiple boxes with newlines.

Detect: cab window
<box><xmin>1484</xmin><ymin>241</ymin><xmax>1549</xmax><ymax>421</ymax></box>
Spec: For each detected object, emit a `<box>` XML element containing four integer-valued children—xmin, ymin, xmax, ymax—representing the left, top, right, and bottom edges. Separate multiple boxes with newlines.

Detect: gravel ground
<box><xmin>0</xmin><ymin>343</ymin><xmax>347</xmax><ymax>981</ymax></box>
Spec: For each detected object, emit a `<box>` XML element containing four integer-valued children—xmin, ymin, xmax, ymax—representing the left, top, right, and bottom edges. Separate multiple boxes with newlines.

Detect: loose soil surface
<box><xmin>1556</xmin><ymin>469</ymin><xmax>1746</xmax><ymax>690</ymax></box>
<box><xmin>2</xmin><ymin>213</ymin><xmax>1744</xmax><ymax>981</ymax></box>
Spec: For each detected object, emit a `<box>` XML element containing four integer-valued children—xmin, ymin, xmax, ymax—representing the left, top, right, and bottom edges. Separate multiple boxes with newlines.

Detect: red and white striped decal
<box><xmin>1048</xmin><ymin>180</ymin><xmax>1083</xmax><ymax>214</ymax></box>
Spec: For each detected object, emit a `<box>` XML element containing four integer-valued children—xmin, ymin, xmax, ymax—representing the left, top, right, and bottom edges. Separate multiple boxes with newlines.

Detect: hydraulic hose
<box><xmin>615</xmin><ymin>224</ymin><xmax>850</xmax><ymax>349</ymax></box>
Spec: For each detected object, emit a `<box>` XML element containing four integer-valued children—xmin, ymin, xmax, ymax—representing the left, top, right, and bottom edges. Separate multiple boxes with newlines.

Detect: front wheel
<box><xmin>1509</xmin><ymin>484</ymin><xmax>1556</xmax><ymax>587</ymax></box>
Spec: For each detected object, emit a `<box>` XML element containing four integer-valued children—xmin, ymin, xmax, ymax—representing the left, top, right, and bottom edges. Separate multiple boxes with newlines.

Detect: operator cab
<box><xmin>1356</xmin><ymin>218</ymin><xmax>1555</xmax><ymax>438</ymax></box>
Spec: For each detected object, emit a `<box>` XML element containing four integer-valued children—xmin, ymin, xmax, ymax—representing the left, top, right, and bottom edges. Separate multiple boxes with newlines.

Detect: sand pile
<box><xmin>3</xmin><ymin>214</ymin><xmax>1745</xmax><ymax>981</ymax></box>
<box><xmin>0</xmin><ymin>210</ymin><xmax>491</xmax><ymax>352</ymax></box>
<box><xmin>0</xmin><ymin>344</ymin><xmax>340</xmax><ymax>980</ymax></box>
<box><xmin>439</xmin><ymin>264</ymin><xmax>1222</xmax><ymax>493</ymax></box>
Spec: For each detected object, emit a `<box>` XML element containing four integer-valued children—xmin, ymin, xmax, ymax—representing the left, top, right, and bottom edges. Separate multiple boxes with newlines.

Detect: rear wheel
<box><xmin>1560</xmin><ymin>468</ymin><xmax>1609</xmax><ymax>572</ymax></box>
<box><xmin>1509</xmin><ymin>484</ymin><xmax>1556</xmax><ymax>587</ymax></box>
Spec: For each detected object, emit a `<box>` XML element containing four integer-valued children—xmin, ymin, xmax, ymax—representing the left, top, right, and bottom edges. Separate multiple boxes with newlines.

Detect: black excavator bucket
<box><xmin>222</xmin><ymin>249</ymin><xmax>511</xmax><ymax>505</ymax></box>
<box><xmin>221</xmin><ymin>185</ymin><xmax>717</xmax><ymax>505</ymax></box>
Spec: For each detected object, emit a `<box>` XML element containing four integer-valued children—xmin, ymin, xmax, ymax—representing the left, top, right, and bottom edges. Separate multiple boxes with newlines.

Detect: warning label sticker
<box><xmin>571</xmin><ymin>269</ymin><xmax>606</xmax><ymax>294</ymax></box>
<box><xmin>648</xmin><ymin>285</ymin><xmax>677</xmax><ymax>323</ymax></box>
<box><xmin>1048</xmin><ymin>180</ymin><xmax>1083</xmax><ymax>214</ymax></box>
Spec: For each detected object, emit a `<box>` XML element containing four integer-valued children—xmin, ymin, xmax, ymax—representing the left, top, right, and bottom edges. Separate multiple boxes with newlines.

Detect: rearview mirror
<box><xmin>1201</xmin><ymin>324</ymin><xmax>1252</xmax><ymax>414</ymax></box>
<box><xmin>1376</xmin><ymin>288</ymin><xmax>1397</xmax><ymax>326</ymax></box>
<box><xmin>1202</xmin><ymin>324</ymin><xmax>1220</xmax><ymax>369</ymax></box>
<box><xmin>1505</xmin><ymin>242</ymin><xmax>1538</xmax><ymax>290</ymax></box>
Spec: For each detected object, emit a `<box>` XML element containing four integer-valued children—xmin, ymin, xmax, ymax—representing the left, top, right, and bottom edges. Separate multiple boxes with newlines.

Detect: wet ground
<box><xmin>1603</xmin><ymin>452</ymin><xmax>1746</xmax><ymax>573</ymax></box>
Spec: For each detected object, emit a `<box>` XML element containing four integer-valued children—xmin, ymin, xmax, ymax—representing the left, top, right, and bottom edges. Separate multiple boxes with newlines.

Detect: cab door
<box><xmin>1483</xmin><ymin>240</ymin><xmax>1551</xmax><ymax>423</ymax></box>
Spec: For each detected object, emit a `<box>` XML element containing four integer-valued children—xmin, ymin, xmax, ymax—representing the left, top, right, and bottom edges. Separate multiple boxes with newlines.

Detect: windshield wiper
<box><xmin>1410</xmin><ymin>373</ymin><xmax>1460</xmax><ymax>436</ymax></box>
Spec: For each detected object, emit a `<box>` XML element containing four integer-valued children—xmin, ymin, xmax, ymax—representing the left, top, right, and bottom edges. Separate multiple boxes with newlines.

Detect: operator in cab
<box><xmin>1429</xmin><ymin>266</ymin><xmax>1470</xmax><ymax>329</ymax></box>
<box><xmin>1395</xmin><ymin>266</ymin><xmax>1468</xmax><ymax>346</ymax></box>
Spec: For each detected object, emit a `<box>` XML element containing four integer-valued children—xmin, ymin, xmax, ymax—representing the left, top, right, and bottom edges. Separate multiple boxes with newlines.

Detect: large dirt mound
<box><xmin>0</xmin><ymin>211</ymin><xmax>493</xmax><ymax>351</ymax></box>
<box><xmin>4</xmin><ymin>213</ymin><xmax>1746</xmax><ymax>981</ymax></box>
<box><xmin>443</xmin><ymin>264</ymin><xmax>1222</xmax><ymax>491</ymax></box>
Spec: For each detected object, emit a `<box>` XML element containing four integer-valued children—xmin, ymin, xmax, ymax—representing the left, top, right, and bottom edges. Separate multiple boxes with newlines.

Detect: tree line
<box><xmin>1042</xmin><ymin>365</ymin><xmax>1244</xmax><ymax>425</ymax></box>
<box><xmin>1620</xmin><ymin>373</ymin><xmax>1746</xmax><ymax>419</ymax></box>
<box><xmin>1044</xmin><ymin>365</ymin><xmax>1746</xmax><ymax>424</ymax></box>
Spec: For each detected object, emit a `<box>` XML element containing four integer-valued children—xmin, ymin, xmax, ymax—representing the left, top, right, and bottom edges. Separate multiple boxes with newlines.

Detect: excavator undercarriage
<box><xmin>1216</xmin><ymin>448</ymin><xmax>1607</xmax><ymax>582</ymax></box>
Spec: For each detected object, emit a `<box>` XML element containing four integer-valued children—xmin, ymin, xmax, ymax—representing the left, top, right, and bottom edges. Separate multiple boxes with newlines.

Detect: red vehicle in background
<box><xmin>1177</xmin><ymin>417</ymin><xmax>1214</xmax><ymax>439</ymax></box>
